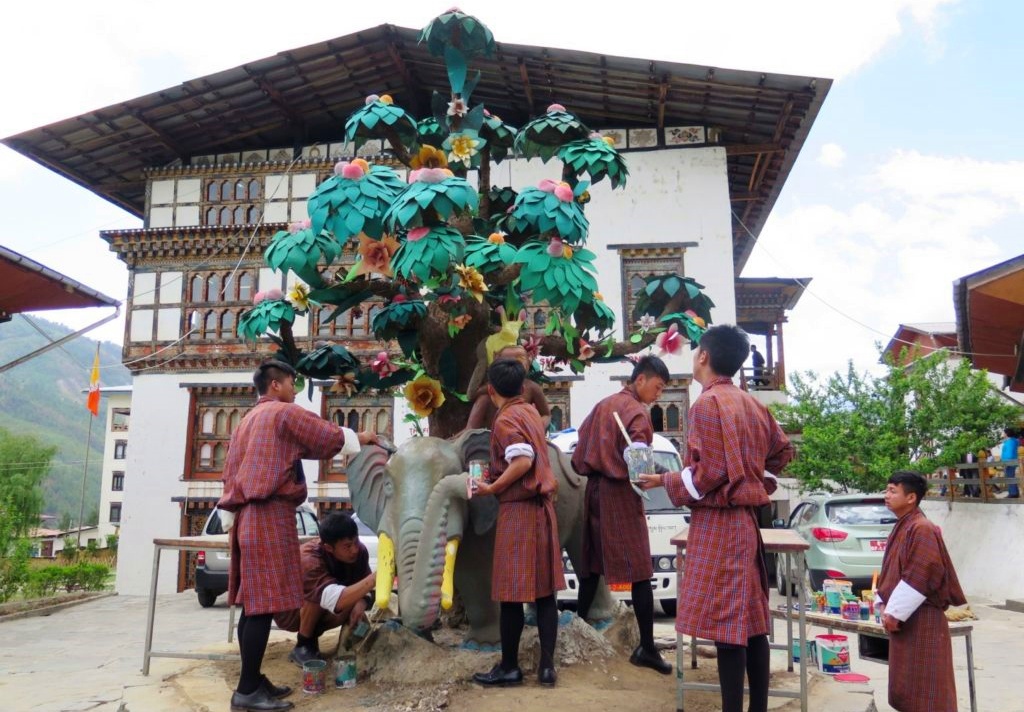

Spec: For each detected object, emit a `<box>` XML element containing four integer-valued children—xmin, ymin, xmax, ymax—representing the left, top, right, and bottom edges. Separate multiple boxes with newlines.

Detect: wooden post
<box><xmin>776</xmin><ymin>319</ymin><xmax>786</xmax><ymax>388</ymax></box>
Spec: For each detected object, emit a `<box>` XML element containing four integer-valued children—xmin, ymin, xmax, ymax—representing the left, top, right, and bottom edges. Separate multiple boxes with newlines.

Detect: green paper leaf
<box><xmin>445</xmin><ymin>45</ymin><xmax>468</xmax><ymax>95</ymax></box>
<box><xmin>630</xmin><ymin>333</ymin><xmax>643</xmax><ymax>344</ymax></box>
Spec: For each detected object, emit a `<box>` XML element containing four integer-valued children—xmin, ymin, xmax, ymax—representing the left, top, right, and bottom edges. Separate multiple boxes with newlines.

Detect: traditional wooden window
<box><xmin>542</xmin><ymin>379</ymin><xmax>575</xmax><ymax>433</ymax></box>
<box><xmin>649</xmin><ymin>378</ymin><xmax>691</xmax><ymax>452</ymax></box>
<box><xmin>320</xmin><ymin>390</ymin><xmax>394</xmax><ymax>481</ymax></box>
<box><xmin>111</xmin><ymin>408</ymin><xmax>130</xmax><ymax>431</ymax></box>
<box><xmin>609</xmin><ymin>243</ymin><xmax>692</xmax><ymax>326</ymax></box>
<box><xmin>185</xmin><ymin>385</ymin><xmax>255</xmax><ymax>481</ymax></box>
<box><xmin>314</xmin><ymin>301</ymin><xmax>382</xmax><ymax>339</ymax></box>
<box><xmin>185</xmin><ymin>269</ymin><xmax>254</xmax><ymax>341</ymax></box>
<box><xmin>201</xmin><ymin>177</ymin><xmax>262</xmax><ymax>226</ymax></box>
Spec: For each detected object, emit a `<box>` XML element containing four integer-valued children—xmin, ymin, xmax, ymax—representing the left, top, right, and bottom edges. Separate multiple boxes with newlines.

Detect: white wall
<box><xmin>97</xmin><ymin>391</ymin><xmax>131</xmax><ymax>544</ymax></box>
<box><xmin>115</xmin><ymin>371</ymin><xmax>327</xmax><ymax>595</ymax></box>
<box><xmin>921</xmin><ymin>500</ymin><xmax>1024</xmax><ymax>602</ymax></box>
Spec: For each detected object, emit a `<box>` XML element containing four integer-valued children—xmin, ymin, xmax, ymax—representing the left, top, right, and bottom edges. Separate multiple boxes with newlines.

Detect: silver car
<box><xmin>774</xmin><ymin>493</ymin><xmax>896</xmax><ymax>595</ymax></box>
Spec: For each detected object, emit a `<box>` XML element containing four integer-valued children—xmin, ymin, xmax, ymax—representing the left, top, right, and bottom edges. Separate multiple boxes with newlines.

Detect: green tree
<box><xmin>235</xmin><ymin>9</ymin><xmax>713</xmax><ymax>438</ymax></box>
<box><xmin>774</xmin><ymin>351</ymin><xmax>1020</xmax><ymax>493</ymax></box>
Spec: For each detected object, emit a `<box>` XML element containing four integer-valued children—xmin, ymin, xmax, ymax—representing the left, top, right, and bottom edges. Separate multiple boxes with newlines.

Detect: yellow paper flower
<box><xmin>287</xmin><ymin>282</ymin><xmax>311</xmax><ymax>311</ymax></box>
<box><xmin>379</xmin><ymin>94</ymin><xmax>394</xmax><ymax>105</ymax></box>
<box><xmin>404</xmin><ymin>375</ymin><xmax>446</xmax><ymax>417</ymax></box>
<box><xmin>487</xmin><ymin>232</ymin><xmax>506</xmax><ymax>245</ymax></box>
<box><xmin>410</xmin><ymin>145</ymin><xmax>449</xmax><ymax>170</ymax></box>
<box><xmin>593</xmin><ymin>291</ymin><xmax>603</xmax><ymax>302</ymax></box>
<box><xmin>454</xmin><ymin>264</ymin><xmax>487</xmax><ymax>302</ymax></box>
<box><xmin>448</xmin><ymin>134</ymin><xmax>480</xmax><ymax>166</ymax></box>
<box><xmin>562</xmin><ymin>245</ymin><xmax>574</xmax><ymax>260</ymax></box>
<box><xmin>355</xmin><ymin>233</ymin><xmax>400</xmax><ymax>278</ymax></box>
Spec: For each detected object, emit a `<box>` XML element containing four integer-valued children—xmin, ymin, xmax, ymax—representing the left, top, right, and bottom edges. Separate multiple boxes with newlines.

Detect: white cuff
<box><xmin>884</xmin><ymin>580</ymin><xmax>926</xmax><ymax>622</ymax></box>
<box><xmin>320</xmin><ymin>583</ymin><xmax>346</xmax><ymax>613</ymax></box>
<box><xmin>340</xmin><ymin>427</ymin><xmax>361</xmax><ymax>456</ymax></box>
<box><xmin>681</xmin><ymin>467</ymin><xmax>703</xmax><ymax>500</ymax></box>
<box><xmin>505</xmin><ymin>443</ymin><xmax>535</xmax><ymax>461</ymax></box>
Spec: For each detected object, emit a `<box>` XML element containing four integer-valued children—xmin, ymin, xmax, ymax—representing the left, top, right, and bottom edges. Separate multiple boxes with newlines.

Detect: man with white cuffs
<box><xmin>876</xmin><ymin>471</ymin><xmax>966</xmax><ymax>712</ymax></box>
<box><xmin>639</xmin><ymin>325</ymin><xmax>793</xmax><ymax>712</ymax></box>
<box><xmin>273</xmin><ymin>512</ymin><xmax>375</xmax><ymax>666</ymax></box>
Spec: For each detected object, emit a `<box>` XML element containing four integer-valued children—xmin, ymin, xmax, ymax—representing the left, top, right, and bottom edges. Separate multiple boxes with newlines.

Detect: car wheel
<box><xmin>196</xmin><ymin>588</ymin><xmax>218</xmax><ymax>608</ymax></box>
<box><xmin>661</xmin><ymin>599</ymin><xmax>677</xmax><ymax>617</ymax></box>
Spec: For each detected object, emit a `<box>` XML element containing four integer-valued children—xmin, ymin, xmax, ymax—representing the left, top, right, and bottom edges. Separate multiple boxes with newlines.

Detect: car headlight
<box><xmin>562</xmin><ymin>556</ymin><xmax>574</xmax><ymax>573</ymax></box>
<box><xmin>655</xmin><ymin>556</ymin><xmax>673</xmax><ymax>571</ymax></box>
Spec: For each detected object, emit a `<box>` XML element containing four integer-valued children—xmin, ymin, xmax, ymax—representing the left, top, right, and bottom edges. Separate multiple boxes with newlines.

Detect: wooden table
<box><xmin>142</xmin><ymin>536</ymin><xmax>239</xmax><ymax>675</ymax></box>
<box><xmin>671</xmin><ymin>527</ymin><xmax>811</xmax><ymax>712</ymax></box>
<box><xmin>770</xmin><ymin>608</ymin><xmax>977</xmax><ymax>712</ymax></box>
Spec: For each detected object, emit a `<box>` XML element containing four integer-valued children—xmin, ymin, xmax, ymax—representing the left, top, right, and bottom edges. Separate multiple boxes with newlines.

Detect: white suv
<box><xmin>549</xmin><ymin>430</ymin><xmax>690</xmax><ymax>616</ymax></box>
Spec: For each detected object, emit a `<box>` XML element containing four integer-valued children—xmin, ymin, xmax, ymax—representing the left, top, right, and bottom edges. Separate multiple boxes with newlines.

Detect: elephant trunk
<box><xmin>396</xmin><ymin>474</ymin><xmax>468</xmax><ymax>632</ymax></box>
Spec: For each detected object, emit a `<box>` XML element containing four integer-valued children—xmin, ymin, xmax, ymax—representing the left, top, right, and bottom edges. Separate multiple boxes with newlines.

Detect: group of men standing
<box><xmin>218</xmin><ymin>324</ymin><xmax>967</xmax><ymax>712</ymax></box>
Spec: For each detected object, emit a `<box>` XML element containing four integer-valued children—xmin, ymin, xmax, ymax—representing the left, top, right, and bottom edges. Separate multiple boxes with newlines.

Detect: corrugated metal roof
<box><xmin>0</xmin><ymin>245</ymin><xmax>120</xmax><ymax>318</ymax></box>
<box><xmin>1</xmin><ymin>24</ymin><xmax>829</xmax><ymax>272</ymax></box>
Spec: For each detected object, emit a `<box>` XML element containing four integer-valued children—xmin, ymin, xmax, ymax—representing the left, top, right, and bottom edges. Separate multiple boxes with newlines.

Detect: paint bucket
<box><xmin>335</xmin><ymin>653</ymin><xmax>357</xmax><ymax>689</ymax></box>
<box><xmin>792</xmin><ymin>639</ymin><xmax>816</xmax><ymax>665</ymax></box>
<box><xmin>816</xmin><ymin>634</ymin><xmax>851</xmax><ymax>675</ymax></box>
<box><xmin>302</xmin><ymin>659</ymin><xmax>327</xmax><ymax>694</ymax></box>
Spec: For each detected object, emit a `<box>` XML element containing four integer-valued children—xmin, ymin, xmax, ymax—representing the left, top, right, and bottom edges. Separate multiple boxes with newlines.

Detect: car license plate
<box><xmin>869</xmin><ymin>539</ymin><xmax>887</xmax><ymax>552</ymax></box>
<box><xmin>610</xmin><ymin>582</ymin><xmax>631</xmax><ymax>592</ymax></box>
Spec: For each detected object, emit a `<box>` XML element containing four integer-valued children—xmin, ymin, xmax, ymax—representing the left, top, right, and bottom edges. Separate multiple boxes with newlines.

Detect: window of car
<box><xmin>826</xmin><ymin>501</ymin><xmax>895</xmax><ymax>526</ymax></box>
<box><xmin>299</xmin><ymin>510</ymin><xmax>320</xmax><ymax>536</ymax></box>
<box><xmin>790</xmin><ymin>503</ymin><xmax>818</xmax><ymax>527</ymax></box>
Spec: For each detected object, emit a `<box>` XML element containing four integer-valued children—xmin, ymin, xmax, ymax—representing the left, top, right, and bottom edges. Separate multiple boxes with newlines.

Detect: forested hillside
<box><xmin>0</xmin><ymin>316</ymin><xmax>130</xmax><ymax>521</ymax></box>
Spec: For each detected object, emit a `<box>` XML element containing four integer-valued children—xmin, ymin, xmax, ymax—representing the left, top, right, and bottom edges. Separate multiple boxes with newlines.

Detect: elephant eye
<box><xmin>383</xmin><ymin>476</ymin><xmax>394</xmax><ymax>497</ymax></box>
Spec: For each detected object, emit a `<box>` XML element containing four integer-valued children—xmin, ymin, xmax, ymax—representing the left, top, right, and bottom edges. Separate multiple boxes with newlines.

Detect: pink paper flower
<box><xmin>407</xmin><ymin>227</ymin><xmax>430</xmax><ymax>242</ymax></box>
<box><xmin>253</xmin><ymin>290</ymin><xmax>267</xmax><ymax>305</ymax></box>
<box><xmin>522</xmin><ymin>335</ymin><xmax>542</xmax><ymax>361</ymax></box>
<box><xmin>626</xmin><ymin>352</ymin><xmax>645</xmax><ymax>364</ymax></box>
<box><xmin>365</xmin><ymin>94</ymin><xmax>380</xmax><ymax>105</ymax></box>
<box><xmin>415</xmin><ymin>167</ymin><xmax>449</xmax><ymax>183</ymax></box>
<box><xmin>637</xmin><ymin>314</ymin><xmax>657</xmax><ymax>332</ymax></box>
<box><xmin>537</xmin><ymin>178</ymin><xmax>559</xmax><ymax>193</ymax></box>
<box><xmin>265</xmin><ymin>288</ymin><xmax>284</xmax><ymax>301</ymax></box>
<box><xmin>546</xmin><ymin>237</ymin><xmax>564</xmax><ymax>257</ymax></box>
<box><xmin>447</xmin><ymin>98</ymin><xmax>468</xmax><ymax>117</ymax></box>
<box><xmin>553</xmin><ymin>183</ymin><xmax>573</xmax><ymax>202</ymax></box>
<box><xmin>437</xmin><ymin>294</ymin><xmax>459</xmax><ymax>306</ymax></box>
<box><xmin>392</xmin><ymin>294</ymin><xmax>407</xmax><ymax>304</ymax></box>
<box><xmin>341</xmin><ymin>163</ymin><xmax>366</xmax><ymax>179</ymax></box>
<box><xmin>578</xmin><ymin>339</ymin><xmax>595</xmax><ymax>361</ymax></box>
<box><xmin>334</xmin><ymin>161</ymin><xmax>347</xmax><ymax>175</ymax></box>
<box><xmin>547</xmin><ymin>103</ymin><xmax>566</xmax><ymax>113</ymax></box>
<box><xmin>656</xmin><ymin>323</ymin><xmax>683</xmax><ymax>356</ymax></box>
<box><xmin>371</xmin><ymin>351</ymin><xmax>399</xmax><ymax>378</ymax></box>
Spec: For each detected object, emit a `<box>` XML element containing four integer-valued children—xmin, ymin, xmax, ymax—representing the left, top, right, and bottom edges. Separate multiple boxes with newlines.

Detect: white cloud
<box><xmin>818</xmin><ymin>143</ymin><xmax>847</xmax><ymax>168</ymax></box>
<box><xmin>746</xmin><ymin>150</ymin><xmax>1017</xmax><ymax>378</ymax></box>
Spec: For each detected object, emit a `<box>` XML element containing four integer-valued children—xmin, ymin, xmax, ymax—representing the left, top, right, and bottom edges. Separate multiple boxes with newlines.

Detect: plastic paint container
<box><xmin>816</xmin><ymin>634</ymin><xmax>851</xmax><ymax>674</ymax></box>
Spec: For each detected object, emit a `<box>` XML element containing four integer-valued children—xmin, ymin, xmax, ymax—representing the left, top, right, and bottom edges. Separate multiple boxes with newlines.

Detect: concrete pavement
<box><xmin>2</xmin><ymin>591</ymin><xmax>1022</xmax><ymax>711</ymax></box>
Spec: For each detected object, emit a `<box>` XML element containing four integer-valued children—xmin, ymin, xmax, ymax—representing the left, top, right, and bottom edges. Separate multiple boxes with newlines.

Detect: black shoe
<box><xmin>630</xmin><ymin>645</ymin><xmax>672</xmax><ymax>675</ymax></box>
<box><xmin>538</xmin><ymin>667</ymin><xmax>557</xmax><ymax>686</ymax></box>
<box><xmin>472</xmin><ymin>663</ymin><xmax>524</xmax><ymax>687</ymax></box>
<box><xmin>230</xmin><ymin>687</ymin><xmax>294</xmax><ymax>711</ymax></box>
<box><xmin>261</xmin><ymin>675</ymin><xmax>293</xmax><ymax>699</ymax></box>
<box><xmin>287</xmin><ymin>644</ymin><xmax>320</xmax><ymax>668</ymax></box>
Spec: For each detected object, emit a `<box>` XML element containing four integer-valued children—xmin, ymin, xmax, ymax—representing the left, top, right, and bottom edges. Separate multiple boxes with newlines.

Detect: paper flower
<box><xmin>454</xmin><ymin>263</ymin><xmax>487</xmax><ymax>302</ymax></box>
<box><xmin>371</xmin><ymin>351</ymin><xmax>399</xmax><ymax>378</ymax></box>
<box><xmin>447</xmin><ymin>132</ymin><xmax>480</xmax><ymax>166</ymax></box>
<box><xmin>578</xmin><ymin>339</ymin><xmax>595</xmax><ymax>361</ymax></box>
<box><xmin>407</xmin><ymin>227</ymin><xmax>431</xmax><ymax>242</ymax></box>
<box><xmin>656</xmin><ymin>323</ymin><xmax>684</xmax><ymax>356</ymax></box>
<box><xmin>638</xmin><ymin>314</ymin><xmax>657</xmax><ymax>332</ymax></box>
<box><xmin>447</xmin><ymin>98</ymin><xmax>468</xmax><ymax>117</ymax></box>
<box><xmin>287</xmin><ymin>282</ymin><xmax>311</xmax><ymax>311</ymax></box>
<box><xmin>404</xmin><ymin>375</ymin><xmax>446</xmax><ymax>417</ymax></box>
<box><xmin>593</xmin><ymin>291</ymin><xmax>604</xmax><ymax>302</ymax></box>
<box><xmin>553</xmin><ymin>183</ymin><xmax>574</xmax><ymax>202</ymax></box>
<box><xmin>546</xmin><ymin>237</ymin><xmax>564</xmax><ymax>257</ymax></box>
<box><xmin>288</xmin><ymin>219</ymin><xmax>312</xmax><ymax>234</ymax></box>
<box><xmin>449</xmin><ymin>313</ymin><xmax>472</xmax><ymax>332</ymax></box>
<box><xmin>522</xmin><ymin>335</ymin><xmax>542</xmax><ymax>360</ymax></box>
<box><xmin>355</xmin><ymin>234</ymin><xmax>400</xmax><ymax>278</ymax></box>
<box><xmin>488</xmin><ymin>232</ymin><xmax>506</xmax><ymax>244</ymax></box>
<box><xmin>626</xmin><ymin>352</ymin><xmax>645</xmax><ymax>364</ymax></box>
<box><xmin>410</xmin><ymin>145</ymin><xmax>448</xmax><ymax>170</ymax></box>
<box><xmin>410</xmin><ymin>167</ymin><xmax>450</xmax><ymax>184</ymax></box>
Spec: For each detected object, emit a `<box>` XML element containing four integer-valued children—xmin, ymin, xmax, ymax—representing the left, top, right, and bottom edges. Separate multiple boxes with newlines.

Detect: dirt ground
<box><xmin>200</xmin><ymin>609</ymin><xmax>804</xmax><ymax>712</ymax></box>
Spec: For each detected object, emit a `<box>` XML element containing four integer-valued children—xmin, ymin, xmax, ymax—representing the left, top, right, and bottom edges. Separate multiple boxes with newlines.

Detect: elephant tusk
<box><xmin>440</xmin><ymin>538</ymin><xmax>460</xmax><ymax>610</ymax></box>
<box><xmin>376</xmin><ymin>532</ymin><xmax>396</xmax><ymax>609</ymax></box>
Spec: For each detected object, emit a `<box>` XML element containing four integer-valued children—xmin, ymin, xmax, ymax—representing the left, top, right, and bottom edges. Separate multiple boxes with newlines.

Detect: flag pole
<box><xmin>77</xmin><ymin>414</ymin><xmax>95</xmax><ymax>550</ymax></box>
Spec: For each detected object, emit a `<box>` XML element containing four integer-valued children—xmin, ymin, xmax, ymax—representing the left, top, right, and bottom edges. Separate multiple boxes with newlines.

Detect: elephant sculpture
<box><xmin>346</xmin><ymin>429</ymin><xmax>616</xmax><ymax>646</ymax></box>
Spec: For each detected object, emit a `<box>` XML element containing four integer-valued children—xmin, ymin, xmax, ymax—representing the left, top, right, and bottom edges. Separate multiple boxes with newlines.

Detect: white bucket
<box><xmin>815</xmin><ymin>634</ymin><xmax>851</xmax><ymax>674</ymax></box>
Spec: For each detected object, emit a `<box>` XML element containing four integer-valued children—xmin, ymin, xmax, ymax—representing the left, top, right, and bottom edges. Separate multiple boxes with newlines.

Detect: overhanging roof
<box><xmin>735</xmin><ymin>276</ymin><xmax>810</xmax><ymax>334</ymax></box>
<box><xmin>954</xmin><ymin>253</ymin><xmax>1024</xmax><ymax>392</ymax></box>
<box><xmin>1</xmin><ymin>24</ymin><xmax>829</xmax><ymax>272</ymax></box>
<box><xmin>0</xmin><ymin>245</ymin><xmax>120</xmax><ymax>319</ymax></box>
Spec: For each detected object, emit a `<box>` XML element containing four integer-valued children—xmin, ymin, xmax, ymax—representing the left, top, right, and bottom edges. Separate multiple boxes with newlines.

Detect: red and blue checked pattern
<box><xmin>664</xmin><ymin>377</ymin><xmax>794</xmax><ymax>645</ymax></box>
<box><xmin>573</xmin><ymin>389</ymin><xmax>654</xmax><ymax>584</ymax></box>
<box><xmin>878</xmin><ymin>509</ymin><xmax>966</xmax><ymax>711</ymax></box>
<box><xmin>489</xmin><ymin>398</ymin><xmax>564</xmax><ymax>602</ymax></box>
<box><xmin>220</xmin><ymin>397</ymin><xmax>349</xmax><ymax>615</ymax></box>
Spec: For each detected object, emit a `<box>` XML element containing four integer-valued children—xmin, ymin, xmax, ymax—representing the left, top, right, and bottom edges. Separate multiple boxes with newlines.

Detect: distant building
<box><xmin>96</xmin><ymin>386</ymin><xmax>132</xmax><ymax>544</ymax></box>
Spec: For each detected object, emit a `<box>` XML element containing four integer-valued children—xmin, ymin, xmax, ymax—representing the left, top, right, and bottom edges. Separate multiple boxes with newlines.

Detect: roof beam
<box><xmin>657</xmin><ymin>78</ymin><xmax>669</xmax><ymax>131</ymax></box>
<box><xmin>244</xmin><ymin>69</ymin><xmax>307</xmax><ymax>134</ymax></box>
<box><xmin>518</xmin><ymin>57</ymin><xmax>535</xmax><ymax>115</ymax></box>
<box><xmin>725</xmin><ymin>143</ymin><xmax>781</xmax><ymax>156</ymax></box>
<box><xmin>128</xmin><ymin>109</ymin><xmax>188</xmax><ymax>157</ymax></box>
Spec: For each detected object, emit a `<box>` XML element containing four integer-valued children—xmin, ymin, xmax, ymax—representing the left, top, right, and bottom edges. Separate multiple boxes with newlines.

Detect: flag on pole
<box><xmin>86</xmin><ymin>345</ymin><xmax>100</xmax><ymax>416</ymax></box>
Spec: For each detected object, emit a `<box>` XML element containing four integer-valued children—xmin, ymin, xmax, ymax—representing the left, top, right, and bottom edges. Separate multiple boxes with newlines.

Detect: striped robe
<box><xmin>663</xmin><ymin>376</ymin><xmax>794</xmax><ymax>646</ymax></box>
<box><xmin>218</xmin><ymin>396</ymin><xmax>354</xmax><ymax>615</ymax></box>
<box><xmin>489</xmin><ymin>397</ymin><xmax>565</xmax><ymax>602</ymax></box>
<box><xmin>877</xmin><ymin>508</ymin><xmax>966</xmax><ymax>712</ymax></box>
<box><xmin>273</xmin><ymin>539</ymin><xmax>371</xmax><ymax>632</ymax></box>
<box><xmin>572</xmin><ymin>387</ymin><xmax>655</xmax><ymax>584</ymax></box>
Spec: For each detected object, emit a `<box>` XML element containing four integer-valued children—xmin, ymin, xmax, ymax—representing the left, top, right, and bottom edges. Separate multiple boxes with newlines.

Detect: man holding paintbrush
<box><xmin>572</xmin><ymin>355</ymin><xmax>672</xmax><ymax>674</ymax></box>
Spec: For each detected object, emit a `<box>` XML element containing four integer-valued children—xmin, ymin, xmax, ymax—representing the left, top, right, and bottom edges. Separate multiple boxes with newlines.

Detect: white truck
<box><xmin>549</xmin><ymin>429</ymin><xmax>689</xmax><ymax>616</ymax></box>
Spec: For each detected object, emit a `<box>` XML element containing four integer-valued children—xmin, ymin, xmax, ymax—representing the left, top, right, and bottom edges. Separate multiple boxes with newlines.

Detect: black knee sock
<box><xmin>237</xmin><ymin>611</ymin><xmax>273</xmax><ymax>695</ymax></box>
<box><xmin>745</xmin><ymin>634</ymin><xmax>770</xmax><ymax>712</ymax></box>
<box><xmin>535</xmin><ymin>595</ymin><xmax>558</xmax><ymax>670</ymax></box>
<box><xmin>715</xmin><ymin>642</ymin><xmax>746</xmax><ymax>712</ymax></box>
<box><xmin>631</xmin><ymin>579</ymin><xmax>655</xmax><ymax>652</ymax></box>
<box><xmin>577</xmin><ymin>576</ymin><xmax>599</xmax><ymax>621</ymax></box>
<box><xmin>296</xmin><ymin>633</ymin><xmax>317</xmax><ymax>649</ymax></box>
<box><xmin>499</xmin><ymin>603</ymin><xmax>525</xmax><ymax>671</ymax></box>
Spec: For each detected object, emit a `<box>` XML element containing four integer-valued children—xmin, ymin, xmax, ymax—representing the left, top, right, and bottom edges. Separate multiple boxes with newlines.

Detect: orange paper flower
<box><xmin>355</xmin><ymin>234</ymin><xmax>399</xmax><ymax>278</ymax></box>
<box><xmin>410</xmin><ymin>145</ymin><xmax>449</xmax><ymax>170</ymax></box>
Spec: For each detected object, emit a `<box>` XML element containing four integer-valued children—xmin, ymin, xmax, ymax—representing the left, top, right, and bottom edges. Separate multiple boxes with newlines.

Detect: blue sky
<box><xmin>2</xmin><ymin>0</ymin><xmax>1021</xmax><ymax>380</ymax></box>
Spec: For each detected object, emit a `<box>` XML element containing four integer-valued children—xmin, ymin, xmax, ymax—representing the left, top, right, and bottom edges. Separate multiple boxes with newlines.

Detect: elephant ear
<box><xmin>345</xmin><ymin>444</ymin><xmax>391</xmax><ymax>532</ymax></box>
<box><xmin>450</xmin><ymin>428</ymin><xmax>498</xmax><ymax>536</ymax></box>
<box><xmin>549</xmin><ymin>443</ymin><xmax>585</xmax><ymax>490</ymax></box>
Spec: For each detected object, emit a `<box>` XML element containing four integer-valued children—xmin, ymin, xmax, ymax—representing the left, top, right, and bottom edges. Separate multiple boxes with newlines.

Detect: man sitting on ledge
<box><xmin>273</xmin><ymin>511</ymin><xmax>376</xmax><ymax>666</ymax></box>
